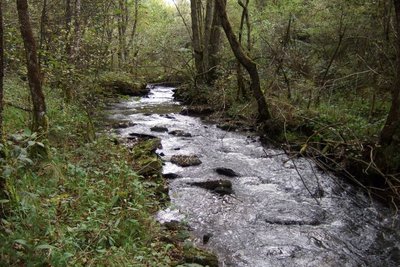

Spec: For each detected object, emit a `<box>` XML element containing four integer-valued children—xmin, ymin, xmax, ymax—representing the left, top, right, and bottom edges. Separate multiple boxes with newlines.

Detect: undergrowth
<box><xmin>0</xmin><ymin>76</ymin><xmax>174</xmax><ymax>266</ymax></box>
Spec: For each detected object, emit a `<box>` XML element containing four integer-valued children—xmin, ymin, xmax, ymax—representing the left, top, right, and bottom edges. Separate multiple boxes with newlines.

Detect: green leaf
<box><xmin>0</xmin><ymin>199</ymin><xmax>10</xmax><ymax>204</ymax></box>
<box><xmin>14</xmin><ymin>239</ymin><xmax>28</xmax><ymax>246</ymax></box>
<box><xmin>35</xmin><ymin>244</ymin><xmax>57</xmax><ymax>250</ymax></box>
<box><xmin>63</xmin><ymin>252</ymin><xmax>74</xmax><ymax>259</ymax></box>
<box><xmin>23</xmin><ymin>128</ymin><xmax>32</xmax><ymax>136</ymax></box>
<box><xmin>2</xmin><ymin>167</ymin><xmax>14</xmax><ymax>178</ymax></box>
<box><xmin>27</xmin><ymin>141</ymin><xmax>35</xmax><ymax>147</ymax></box>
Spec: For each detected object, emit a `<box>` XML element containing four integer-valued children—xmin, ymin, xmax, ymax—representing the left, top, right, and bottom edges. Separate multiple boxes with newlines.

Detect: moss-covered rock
<box><xmin>135</xmin><ymin>156</ymin><xmax>162</xmax><ymax>176</ymax></box>
<box><xmin>181</xmin><ymin>245</ymin><xmax>219</xmax><ymax>267</ymax></box>
<box><xmin>132</xmin><ymin>138</ymin><xmax>162</xmax><ymax>176</ymax></box>
<box><xmin>98</xmin><ymin>71</ymin><xmax>148</xmax><ymax>96</ymax></box>
<box><xmin>132</xmin><ymin>138</ymin><xmax>162</xmax><ymax>156</ymax></box>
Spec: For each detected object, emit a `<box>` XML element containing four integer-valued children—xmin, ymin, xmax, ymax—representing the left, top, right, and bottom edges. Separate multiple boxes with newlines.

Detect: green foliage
<box><xmin>0</xmin><ymin>77</ymin><xmax>174</xmax><ymax>266</ymax></box>
<box><xmin>97</xmin><ymin>71</ymin><xmax>147</xmax><ymax>96</ymax></box>
<box><xmin>132</xmin><ymin>138</ymin><xmax>163</xmax><ymax>177</ymax></box>
<box><xmin>0</xmin><ymin>139</ymin><xmax>172</xmax><ymax>266</ymax></box>
<box><xmin>2</xmin><ymin>77</ymin><xmax>31</xmax><ymax>133</ymax></box>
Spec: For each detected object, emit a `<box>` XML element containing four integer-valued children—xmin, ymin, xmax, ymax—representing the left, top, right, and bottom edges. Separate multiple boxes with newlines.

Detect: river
<box><xmin>107</xmin><ymin>85</ymin><xmax>400</xmax><ymax>267</ymax></box>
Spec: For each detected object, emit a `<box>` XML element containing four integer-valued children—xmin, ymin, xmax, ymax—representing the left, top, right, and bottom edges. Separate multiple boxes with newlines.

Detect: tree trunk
<box><xmin>236</xmin><ymin>0</ymin><xmax>251</xmax><ymax>100</ymax></box>
<box><xmin>203</xmin><ymin>0</ymin><xmax>214</xmax><ymax>79</ymax></box>
<box><xmin>381</xmin><ymin>0</ymin><xmax>400</xmax><ymax>146</ymax></box>
<box><xmin>65</xmin><ymin>0</ymin><xmax>72</xmax><ymax>57</ymax></box>
<box><xmin>215</xmin><ymin>0</ymin><xmax>271</xmax><ymax>122</ymax></box>
<box><xmin>71</xmin><ymin>0</ymin><xmax>82</xmax><ymax>63</ymax></box>
<box><xmin>190</xmin><ymin>0</ymin><xmax>204</xmax><ymax>82</ymax></box>
<box><xmin>378</xmin><ymin>0</ymin><xmax>400</xmax><ymax>172</ymax></box>
<box><xmin>207</xmin><ymin>4</ymin><xmax>222</xmax><ymax>83</ymax></box>
<box><xmin>17</xmin><ymin>0</ymin><xmax>48</xmax><ymax>134</ymax></box>
<box><xmin>39</xmin><ymin>0</ymin><xmax>48</xmax><ymax>69</ymax></box>
<box><xmin>0</xmin><ymin>0</ymin><xmax>3</xmax><ymax>204</ymax></box>
<box><xmin>0</xmin><ymin>0</ymin><xmax>3</xmax><ymax>142</ymax></box>
<box><xmin>117</xmin><ymin>0</ymin><xmax>129</xmax><ymax>68</ymax></box>
<box><xmin>127</xmin><ymin>0</ymin><xmax>139</xmax><ymax>58</ymax></box>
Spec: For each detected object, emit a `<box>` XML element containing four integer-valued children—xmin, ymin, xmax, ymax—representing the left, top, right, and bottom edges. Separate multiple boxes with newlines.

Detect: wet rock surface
<box><xmin>171</xmin><ymin>155</ymin><xmax>202</xmax><ymax>167</ymax></box>
<box><xmin>163</xmin><ymin>173</ymin><xmax>182</xmax><ymax>179</ymax></box>
<box><xmin>169</xmin><ymin>130</ymin><xmax>192</xmax><ymax>137</ymax></box>
<box><xmin>111</xmin><ymin>120</ymin><xmax>136</xmax><ymax>128</ymax></box>
<box><xmin>151</xmin><ymin>126</ymin><xmax>169</xmax><ymax>132</ymax></box>
<box><xmin>190</xmin><ymin>180</ymin><xmax>233</xmax><ymax>196</ymax></box>
<box><xmin>107</xmin><ymin>85</ymin><xmax>400</xmax><ymax>267</ymax></box>
<box><xmin>215</xmin><ymin>167</ymin><xmax>240</xmax><ymax>177</ymax></box>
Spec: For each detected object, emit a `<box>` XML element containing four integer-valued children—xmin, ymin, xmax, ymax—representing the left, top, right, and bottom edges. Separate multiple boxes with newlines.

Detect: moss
<box><xmin>131</xmin><ymin>138</ymin><xmax>163</xmax><ymax>177</ymax></box>
<box><xmin>98</xmin><ymin>71</ymin><xmax>148</xmax><ymax>96</ymax></box>
<box><xmin>132</xmin><ymin>138</ymin><xmax>162</xmax><ymax>158</ymax></box>
<box><xmin>181</xmin><ymin>245</ymin><xmax>218</xmax><ymax>267</ymax></box>
<box><xmin>135</xmin><ymin>155</ymin><xmax>163</xmax><ymax>176</ymax></box>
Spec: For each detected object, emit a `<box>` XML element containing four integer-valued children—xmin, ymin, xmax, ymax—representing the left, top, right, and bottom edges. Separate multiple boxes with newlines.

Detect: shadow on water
<box><xmin>107</xmin><ymin>85</ymin><xmax>400</xmax><ymax>267</ymax></box>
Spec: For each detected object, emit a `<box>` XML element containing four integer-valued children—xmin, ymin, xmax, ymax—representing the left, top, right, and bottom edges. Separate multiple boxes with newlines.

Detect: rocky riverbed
<box><xmin>107</xmin><ymin>85</ymin><xmax>400</xmax><ymax>267</ymax></box>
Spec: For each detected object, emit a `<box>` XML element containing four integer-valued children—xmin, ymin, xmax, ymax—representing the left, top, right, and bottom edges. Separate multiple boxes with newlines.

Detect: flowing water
<box><xmin>107</xmin><ymin>85</ymin><xmax>400</xmax><ymax>267</ymax></box>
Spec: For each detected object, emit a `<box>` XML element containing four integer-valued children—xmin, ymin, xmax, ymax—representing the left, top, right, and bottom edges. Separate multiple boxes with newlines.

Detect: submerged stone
<box><xmin>203</xmin><ymin>233</ymin><xmax>213</xmax><ymax>244</ymax></box>
<box><xmin>169</xmin><ymin>130</ymin><xmax>192</xmax><ymax>137</ymax></box>
<box><xmin>151</xmin><ymin>126</ymin><xmax>169</xmax><ymax>132</ymax></box>
<box><xmin>190</xmin><ymin>180</ymin><xmax>233</xmax><ymax>195</ymax></box>
<box><xmin>215</xmin><ymin>167</ymin><xmax>240</xmax><ymax>177</ymax></box>
<box><xmin>163</xmin><ymin>173</ymin><xmax>182</xmax><ymax>179</ymax></box>
<box><xmin>128</xmin><ymin>132</ymin><xmax>158</xmax><ymax>140</ymax></box>
<box><xmin>112</xmin><ymin>121</ymin><xmax>136</xmax><ymax>129</ymax></box>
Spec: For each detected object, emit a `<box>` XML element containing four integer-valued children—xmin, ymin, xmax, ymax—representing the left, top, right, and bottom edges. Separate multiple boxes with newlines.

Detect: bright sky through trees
<box><xmin>163</xmin><ymin>0</ymin><xmax>175</xmax><ymax>6</ymax></box>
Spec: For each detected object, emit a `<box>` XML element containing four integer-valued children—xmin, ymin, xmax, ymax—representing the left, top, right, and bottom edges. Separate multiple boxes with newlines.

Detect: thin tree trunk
<box><xmin>207</xmin><ymin>5</ymin><xmax>222</xmax><ymax>83</ymax></box>
<box><xmin>17</xmin><ymin>0</ymin><xmax>48</xmax><ymax>134</ymax></box>
<box><xmin>0</xmin><ymin>0</ymin><xmax>3</xmax><ymax>142</ymax></box>
<box><xmin>71</xmin><ymin>0</ymin><xmax>82</xmax><ymax>63</ymax></box>
<box><xmin>203</xmin><ymin>0</ymin><xmax>214</xmax><ymax>77</ymax></box>
<box><xmin>215</xmin><ymin>0</ymin><xmax>271</xmax><ymax>122</ymax></box>
<box><xmin>236</xmin><ymin>0</ymin><xmax>251</xmax><ymax>100</ymax></box>
<box><xmin>117</xmin><ymin>0</ymin><xmax>129</xmax><ymax>67</ymax></box>
<box><xmin>190</xmin><ymin>0</ymin><xmax>204</xmax><ymax>82</ymax></box>
<box><xmin>238</xmin><ymin>0</ymin><xmax>251</xmax><ymax>51</ymax></box>
<box><xmin>39</xmin><ymin>0</ymin><xmax>48</xmax><ymax>69</ymax></box>
<box><xmin>127</xmin><ymin>0</ymin><xmax>139</xmax><ymax>54</ymax></box>
<box><xmin>65</xmin><ymin>0</ymin><xmax>72</xmax><ymax>57</ymax></box>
